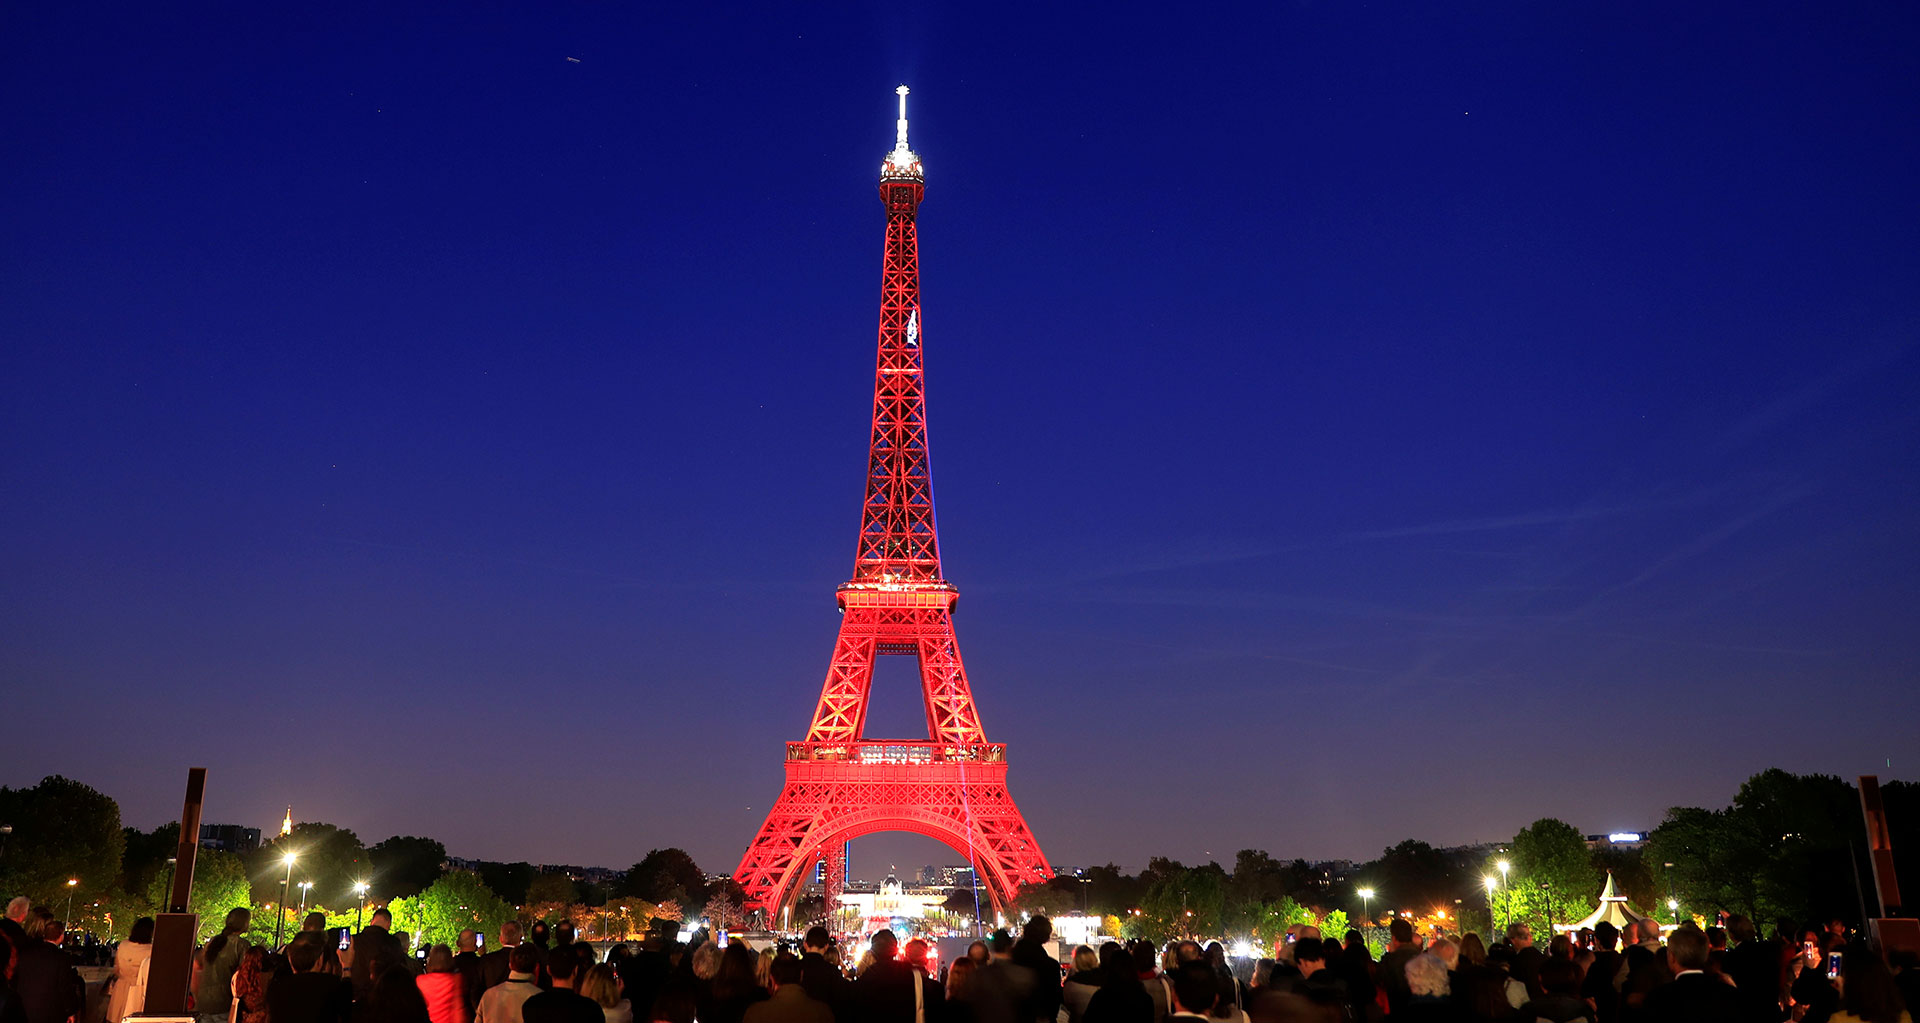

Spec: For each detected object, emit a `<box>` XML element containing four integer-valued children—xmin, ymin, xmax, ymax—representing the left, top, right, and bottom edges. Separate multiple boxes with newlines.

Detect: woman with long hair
<box><xmin>582</xmin><ymin>964</ymin><xmax>633</xmax><ymax>1023</ymax></box>
<box><xmin>704</xmin><ymin>943</ymin><xmax>768</xmax><ymax>1023</ymax></box>
<box><xmin>1062</xmin><ymin>946</ymin><xmax>1102</xmax><ymax>1023</ymax></box>
<box><xmin>231</xmin><ymin>945</ymin><xmax>271</xmax><ymax>1023</ymax></box>
<box><xmin>194</xmin><ymin>908</ymin><xmax>251</xmax><ymax>1023</ymax></box>
<box><xmin>106</xmin><ymin>918</ymin><xmax>154</xmax><ymax>1023</ymax></box>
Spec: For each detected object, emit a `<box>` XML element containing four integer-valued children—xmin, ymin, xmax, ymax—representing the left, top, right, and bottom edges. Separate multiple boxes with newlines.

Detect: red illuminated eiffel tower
<box><xmin>733</xmin><ymin>87</ymin><xmax>1052</xmax><ymax>918</ymax></box>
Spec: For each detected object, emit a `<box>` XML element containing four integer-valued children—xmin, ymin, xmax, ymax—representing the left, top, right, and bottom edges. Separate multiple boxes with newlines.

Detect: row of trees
<box><xmin>0</xmin><ymin>777</ymin><xmax>734</xmax><ymax>946</ymax></box>
<box><xmin>1008</xmin><ymin>770</ymin><xmax>1917</xmax><ymax>943</ymax></box>
<box><xmin>4</xmin><ymin>769</ymin><xmax>1911</xmax><ymax>947</ymax></box>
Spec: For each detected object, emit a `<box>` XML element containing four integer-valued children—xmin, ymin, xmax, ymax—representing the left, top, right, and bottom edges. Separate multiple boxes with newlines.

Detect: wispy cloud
<box><xmin>1345</xmin><ymin>492</ymin><xmax>1713</xmax><ymax>540</ymax></box>
<box><xmin>1714</xmin><ymin>339</ymin><xmax>1915</xmax><ymax>451</ymax></box>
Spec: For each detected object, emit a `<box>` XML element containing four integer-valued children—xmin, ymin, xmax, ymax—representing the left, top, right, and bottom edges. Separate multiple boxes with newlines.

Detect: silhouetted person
<box><xmin>271</xmin><ymin>936</ymin><xmax>356</xmax><ymax>1023</ymax></box>
<box><xmin>1011</xmin><ymin>918</ymin><xmax>1060</xmax><ymax>1023</ymax></box>
<box><xmin>849</xmin><ymin>931</ymin><xmax>941</xmax><ymax>1023</ymax></box>
<box><xmin>1641</xmin><ymin>927</ymin><xmax>1736</xmax><ymax>1023</ymax></box>
<box><xmin>522</xmin><ymin>947</ymin><xmax>605</xmax><ymax>1023</ymax></box>
<box><xmin>745</xmin><ymin>956</ymin><xmax>833</xmax><ymax>1023</ymax></box>
<box><xmin>355</xmin><ymin>909</ymin><xmax>408</xmax><ymax>1005</ymax></box>
<box><xmin>799</xmin><ymin>928</ymin><xmax>848</xmax><ymax>1022</ymax></box>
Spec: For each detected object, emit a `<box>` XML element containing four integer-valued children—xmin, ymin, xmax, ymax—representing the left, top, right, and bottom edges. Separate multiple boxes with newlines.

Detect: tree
<box><xmin>1645</xmin><ymin>770</ymin><xmax>1868</xmax><ymax>925</ymax></box>
<box><xmin>1229</xmin><ymin>850</ymin><xmax>1292</xmax><ymax>908</ymax></box>
<box><xmin>478</xmin><ymin>862</ymin><xmax>534</xmax><ymax>905</ymax></box>
<box><xmin>1249</xmin><ymin>897</ymin><xmax>1316</xmax><ymax>946</ymax></box>
<box><xmin>145</xmin><ymin>849</ymin><xmax>252</xmax><ymax>941</ymax></box>
<box><xmin>393</xmin><ymin>870</ymin><xmax>516</xmax><ymax>948</ymax></box>
<box><xmin>0</xmin><ymin>776</ymin><xmax>126</xmax><ymax>910</ymax></box>
<box><xmin>1503</xmin><ymin>819</ymin><xmax>1596</xmax><ymax>934</ymax></box>
<box><xmin>1369</xmin><ymin>840</ymin><xmax>1458</xmax><ymax>915</ymax></box>
<box><xmin>524</xmin><ymin>872</ymin><xmax>577</xmax><ymax>923</ymax></box>
<box><xmin>620</xmin><ymin>849</ymin><xmax>708</xmax><ymax>908</ymax></box>
<box><xmin>251</xmin><ymin>823</ymin><xmax>368</xmax><ymax>910</ymax></box>
<box><xmin>602</xmin><ymin>897</ymin><xmax>658</xmax><ymax>940</ymax></box>
<box><xmin>1080</xmin><ymin>863</ymin><xmax>1146</xmax><ymax>918</ymax></box>
<box><xmin>703</xmin><ymin>889</ymin><xmax>747</xmax><ymax>932</ymax></box>
<box><xmin>1012</xmin><ymin>881</ymin><xmax>1076</xmax><ymax>918</ymax></box>
<box><xmin>368</xmin><ymin>836</ymin><xmax>448</xmax><ymax>899</ymax></box>
<box><xmin>1137</xmin><ymin>861</ymin><xmax>1228</xmax><ymax>941</ymax></box>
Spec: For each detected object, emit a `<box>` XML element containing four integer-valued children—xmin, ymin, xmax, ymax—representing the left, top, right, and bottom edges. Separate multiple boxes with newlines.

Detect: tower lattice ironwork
<box><xmin>734</xmin><ymin>87</ymin><xmax>1052</xmax><ymax>918</ymax></box>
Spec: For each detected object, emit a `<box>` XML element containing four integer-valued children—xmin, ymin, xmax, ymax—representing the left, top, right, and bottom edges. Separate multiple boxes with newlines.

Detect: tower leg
<box><xmin>824</xmin><ymin>846</ymin><xmax>846</xmax><ymax>909</ymax></box>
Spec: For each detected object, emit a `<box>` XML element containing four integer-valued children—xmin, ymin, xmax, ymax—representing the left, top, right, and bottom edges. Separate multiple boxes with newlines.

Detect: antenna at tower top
<box><xmin>895</xmin><ymin>84</ymin><xmax>911</xmax><ymax>151</ymax></box>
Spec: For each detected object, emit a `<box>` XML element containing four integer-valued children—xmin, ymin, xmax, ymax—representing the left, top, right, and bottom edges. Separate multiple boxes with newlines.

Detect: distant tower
<box><xmin>281</xmin><ymin>806</ymin><xmax>293</xmax><ymax>837</ymax></box>
<box><xmin>732</xmin><ymin>86</ymin><xmax>1052</xmax><ymax>919</ymax></box>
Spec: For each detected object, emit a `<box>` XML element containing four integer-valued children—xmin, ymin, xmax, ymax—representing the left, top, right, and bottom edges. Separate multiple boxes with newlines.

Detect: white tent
<box><xmin>1564</xmin><ymin>871</ymin><xmax>1652</xmax><ymax>932</ymax></box>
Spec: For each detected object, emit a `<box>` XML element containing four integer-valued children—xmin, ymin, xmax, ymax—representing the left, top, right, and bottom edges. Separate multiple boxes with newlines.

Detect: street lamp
<box><xmin>354</xmin><ymin>881</ymin><xmax>370</xmax><ymax>932</ymax></box>
<box><xmin>298</xmin><ymin>880</ymin><xmax>314</xmax><ymax>917</ymax></box>
<box><xmin>1482</xmin><ymin>877</ymin><xmax>1496</xmax><ymax>936</ymax></box>
<box><xmin>1357</xmin><ymin>887</ymin><xmax>1374</xmax><ymax>924</ymax></box>
<box><xmin>276</xmin><ymin>852</ymin><xmax>297</xmax><ymax>949</ymax></box>
<box><xmin>1496</xmin><ymin>860</ymin><xmax>1511</xmax><ymax>934</ymax></box>
<box><xmin>1662</xmin><ymin>863</ymin><xmax>1676</xmax><ymax>925</ymax></box>
<box><xmin>1667</xmin><ymin>898</ymin><xmax>1679</xmax><ymax>927</ymax></box>
<box><xmin>65</xmin><ymin>879</ymin><xmax>78</xmax><ymax>926</ymax></box>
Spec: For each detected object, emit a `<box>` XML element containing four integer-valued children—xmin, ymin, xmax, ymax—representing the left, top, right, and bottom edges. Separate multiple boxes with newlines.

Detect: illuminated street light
<box><xmin>1496</xmin><ymin>860</ymin><xmax>1512</xmax><ymax>933</ymax></box>
<box><xmin>65</xmin><ymin>878</ymin><xmax>78</xmax><ymax>926</ymax></box>
<box><xmin>297</xmin><ymin>880</ymin><xmax>314</xmax><ymax>916</ymax></box>
<box><xmin>353</xmin><ymin>881</ymin><xmax>370</xmax><ymax>932</ymax></box>
<box><xmin>1357</xmin><ymin>887</ymin><xmax>1374</xmax><ymax>923</ymax></box>
<box><xmin>276</xmin><ymin>852</ymin><xmax>298</xmax><ymax>949</ymax></box>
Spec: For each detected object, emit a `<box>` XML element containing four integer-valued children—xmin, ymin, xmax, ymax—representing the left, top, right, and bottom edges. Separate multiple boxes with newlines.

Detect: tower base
<box><xmin>735</xmin><ymin>741</ymin><xmax>1050</xmax><ymax>915</ymax></box>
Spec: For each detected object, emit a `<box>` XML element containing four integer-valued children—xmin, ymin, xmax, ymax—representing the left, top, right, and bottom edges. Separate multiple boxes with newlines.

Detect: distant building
<box><xmin>918</xmin><ymin>864</ymin><xmax>975</xmax><ymax>887</ymax></box>
<box><xmin>1585</xmin><ymin>832</ymin><xmax>1649</xmax><ymax>850</ymax></box>
<box><xmin>198</xmin><ymin>823</ymin><xmax>261</xmax><ymax>853</ymax></box>
<box><xmin>535</xmin><ymin>864</ymin><xmax>628</xmax><ymax>886</ymax></box>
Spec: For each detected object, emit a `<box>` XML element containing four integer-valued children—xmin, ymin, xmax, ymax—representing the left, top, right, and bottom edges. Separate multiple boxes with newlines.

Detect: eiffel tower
<box><xmin>732</xmin><ymin>87</ymin><xmax>1051</xmax><ymax>917</ymax></box>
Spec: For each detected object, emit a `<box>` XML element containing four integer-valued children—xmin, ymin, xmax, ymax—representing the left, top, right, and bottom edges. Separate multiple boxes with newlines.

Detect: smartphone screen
<box><xmin>1827</xmin><ymin>952</ymin><xmax>1842</xmax><ymax>980</ymax></box>
<box><xmin>477</xmin><ymin>935</ymin><xmax>485</xmax><ymax>950</ymax></box>
<box><xmin>338</xmin><ymin>929</ymin><xmax>351</xmax><ymax>950</ymax></box>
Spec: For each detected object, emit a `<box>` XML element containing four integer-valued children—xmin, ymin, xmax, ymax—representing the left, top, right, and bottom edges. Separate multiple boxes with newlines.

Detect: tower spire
<box><xmin>882</xmin><ymin>84</ymin><xmax>922</xmax><ymax>181</ymax></box>
<box><xmin>895</xmin><ymin>84</ymin><xmax>910</xmax><ymax>151</ymax></box>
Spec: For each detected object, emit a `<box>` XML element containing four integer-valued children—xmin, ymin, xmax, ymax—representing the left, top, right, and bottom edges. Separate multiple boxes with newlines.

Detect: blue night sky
<box><xmin>3</xmin><ymin>2</ymin><xmax>1917</xmax><ymax>878</ymax></box>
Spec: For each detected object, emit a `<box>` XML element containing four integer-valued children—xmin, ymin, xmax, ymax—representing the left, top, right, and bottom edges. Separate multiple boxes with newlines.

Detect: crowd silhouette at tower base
<box><xmin>5</xmin><ymin>893</ymin><xmax>1918</xmax><ymax>1023</ymax></box>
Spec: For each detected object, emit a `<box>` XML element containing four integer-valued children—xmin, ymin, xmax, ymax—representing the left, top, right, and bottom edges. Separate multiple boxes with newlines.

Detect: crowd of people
<box><xmin>2</xmin><ymin>896</ymin><xmax>1916</xmax><ymax>1023</ymax></box>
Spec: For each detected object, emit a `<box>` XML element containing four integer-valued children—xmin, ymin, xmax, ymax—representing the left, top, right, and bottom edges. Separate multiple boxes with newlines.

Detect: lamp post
<box><xmin>1483</xmin><ymin>877</ymin><xmax>1496</xmax><ymax>937</ymax></box>
<box><xmin>1496</xmin><ymin>860</ymin><xmax>1511</xmax><ymax>935</ymax></box>
<box><xmin>276</xmin><ymin>852</ymin><xmax>297</xmax><ymax>949</ymax></box>
<box><xmin>1358</xmin><ymin>888</ymin><xmax>1374</xmax><ymax>925</ymax></box>
<box><xmin>354</xmin><ymin>881</ymin><xmax>370</xmax><ymax>932</ymax></box>
<box><xmin>1667</xmin><ymin>898</ymin><xmax>1679</xmax><ymax>928</ymax></box>
<box><xmin>1662</xmin><ymin>863</ymin><xmax>1676</xmax><ymax>926</ymax></box>
<box><xmin>65</xmin><ymin>879</ymin><xmax>78</xmax><ymax>926</ymax></box>
<box><xmin>297</xmin><ymin>880</ymin><xmax>314</xmax><ymax>917</ymax></box>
